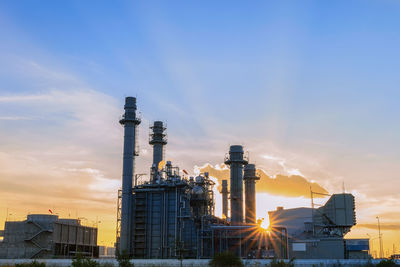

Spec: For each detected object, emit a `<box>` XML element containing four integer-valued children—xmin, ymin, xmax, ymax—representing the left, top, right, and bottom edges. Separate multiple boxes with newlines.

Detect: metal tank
<box><xmin>221</xmin><ymin>180</ymin><xmax>229</xmax><ymax>219</ymax></box>
<box><xmin>224</xmin><ymin>145</ymin><xmax>248</xmax><ymax>225</ymax></box>
<box><xmin>243</xmin><ymin>164</ymin><xmax>260</xmax><ymax>224</ymax></box>
<box><xmin>119</xmin><ymin>97</ymin><xmax>141</xmax><ymax>254</ymax></box>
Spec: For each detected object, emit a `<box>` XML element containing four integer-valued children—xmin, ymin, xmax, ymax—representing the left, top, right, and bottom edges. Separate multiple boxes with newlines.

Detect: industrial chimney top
<box><xmin>244</xmin><ymin>164</ymin><xmax>260</xmax><ymax>181</ymax></box>
<box><xmin>224</xmin><ymin>145</ymin><xmax>248</xmax><ymax>165</ymax></box>
<box><xmin>124</xmin><ymin>96</ymin><xmax>136</xmax><ymax>109</ymax></box>
<box><xmin>120</xmin><ymin>97</ymin><xmax>141</xmax><ymax>125</ymax></box>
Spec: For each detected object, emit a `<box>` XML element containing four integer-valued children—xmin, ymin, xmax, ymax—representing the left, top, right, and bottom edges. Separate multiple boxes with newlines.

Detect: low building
<box><xmin>268</xmin><ymin>193</ymin><xmax>363</xmax><ymax>259</ymax></box>
<box><xmin>0</xmin><ymin>214</ymin><xmax>98</xmax><ymax>259</ymax></box>
<box><xmin>345</xmin><ymin>239</ymin><xmax>370</xmax><ymax>259</ymax></box>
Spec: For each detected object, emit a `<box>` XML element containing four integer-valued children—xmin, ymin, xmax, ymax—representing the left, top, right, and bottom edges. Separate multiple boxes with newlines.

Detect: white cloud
<box><xmin>0</xmin><ymin>116</ymin><xmax>33</xmax><ymax>120</ymax></box>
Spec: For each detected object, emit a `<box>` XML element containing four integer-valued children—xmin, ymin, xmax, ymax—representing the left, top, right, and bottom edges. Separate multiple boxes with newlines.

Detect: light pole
<box><xmin>376</xmin><ymin>216</ymin><xmax>383</xmax><ymax>258</ymax></box>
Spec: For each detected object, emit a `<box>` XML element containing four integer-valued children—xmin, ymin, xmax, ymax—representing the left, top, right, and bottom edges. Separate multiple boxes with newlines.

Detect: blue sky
<box><xmin>0</xmin><ymin>1</ymin><xmax>400</xmax><ymax>247</ymax></box>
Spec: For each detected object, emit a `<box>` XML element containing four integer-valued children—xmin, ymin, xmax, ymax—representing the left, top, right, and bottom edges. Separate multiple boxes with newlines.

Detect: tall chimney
<box><xmin>244</xmin><ymin>164</ymin><xmax>260</xmax><ymax>224</ymax></box>
<box><xmin>119</xmin><ymin>97</ymin><xmax>141</xmax><ymax>254</ymax></box>
<box><xmin>149</xmin><ymin>121</ymin><xmax>167</xmax><ymax>181</ymax></box>
<box><xmin>224</xmin><ymin>145</ymin><xmax>248</xmax><ymax>225</ymax></box>
<box><xmin>221</xmin><ymin>180</ymin><xmax>229</xmax><ymax>219</ymax></box>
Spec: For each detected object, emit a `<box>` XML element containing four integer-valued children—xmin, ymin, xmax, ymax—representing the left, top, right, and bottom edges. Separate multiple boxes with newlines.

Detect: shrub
<box><xmin>15</xmin><ymin>261</ymin><xmax>46</xmax><ymax>267</ymax></box>
<box><xmin>209</xmin><ymin>251</ymin><xmax>243</xmax><ymax>267</ymax></box>
<box><xmin>269</xmin><ymin>258</ymin><xmax>295</xmax><ymax>267</ymax></box>
<box><xmin>116</xmin><ymin>250</ymin><xmax>134</xmax><ymax>267</ymax></box>
<box><xmin>377</xmin><ymin>259</ymin><xmax>400</xmax><ymax>267</ymax></box>
<box><xmin>71</xmin><ymin>253</ymin><xmax>99</xmax><ymax>267</ymax></box>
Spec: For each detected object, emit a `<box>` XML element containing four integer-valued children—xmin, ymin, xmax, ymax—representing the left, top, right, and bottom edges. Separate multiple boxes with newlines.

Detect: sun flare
<box><xmin>259</xmin><ymin>217</ymin><xmax>270</xmax><ymax>231</ymax></box>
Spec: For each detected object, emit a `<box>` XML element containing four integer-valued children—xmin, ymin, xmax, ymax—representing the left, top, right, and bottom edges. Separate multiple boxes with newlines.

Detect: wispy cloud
<box><xmin>0</xmin><ymin>94</ymin><xmax>51</xmax><ymax>102</ymax></box>
<box><xmin>0</xmin><ymin>116</ymin><xmax>33</xmax><ymax>120</ymax></box>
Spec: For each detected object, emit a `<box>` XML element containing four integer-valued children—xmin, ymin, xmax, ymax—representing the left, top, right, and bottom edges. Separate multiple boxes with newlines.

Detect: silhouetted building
<box><xmin>0</xmin><ymin>214</ymin><xmax>98</xmax><ymax>259</ymax></box>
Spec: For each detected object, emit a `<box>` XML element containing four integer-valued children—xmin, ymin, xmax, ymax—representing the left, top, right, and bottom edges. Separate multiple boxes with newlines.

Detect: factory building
<box><xmin>268</xmin><ymin>194</ymin><xmax>369</xmax><ymax>259</ymax></box>
<box><xmin>115</xmin><ymin>96</ymin><xmax>360</xmax><ymax>259</ymax></box>
<box><xmin>0</xmin><ymin>214</ymin><xmax>98</xmax><ymax>259</ymax></box>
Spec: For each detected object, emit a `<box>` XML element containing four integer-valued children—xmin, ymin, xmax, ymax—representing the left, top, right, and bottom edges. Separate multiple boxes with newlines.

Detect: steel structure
<box><xmin>119</xmin><ymin>97</ymin><xmax>141</xmax><ymax>253</ymax></box>
<box><xmin>244</xmin><ymin>164</ymin><xmax>260</xmax><ymax>224</ymax></box>
<box><xmin>149</xmin><ymin>121</ymin><xmax>167</xmax><ymax>182</ymax></box>
<box><xmin>220</xmin><ymin>180</ymin><xmax>229</xmax><ymax>219</ymax></box>
<box><xmin>224</xmin><ymin>145</ymin><xmax>248</xmax><ymax>225</ymax></box>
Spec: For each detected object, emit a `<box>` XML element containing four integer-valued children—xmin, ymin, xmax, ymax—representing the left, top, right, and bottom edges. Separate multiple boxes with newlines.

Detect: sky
<box><xmin>0</xmin><ymin>0</ymin><xmax>399</xmax><ymax>256</ymax></box>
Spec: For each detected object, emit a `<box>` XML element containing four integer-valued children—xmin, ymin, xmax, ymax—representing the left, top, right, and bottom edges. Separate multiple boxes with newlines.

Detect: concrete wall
<box><xmin>0</xmin><ymin>259</ymin><xmax>399</xmax><ymax>267</ymax></box>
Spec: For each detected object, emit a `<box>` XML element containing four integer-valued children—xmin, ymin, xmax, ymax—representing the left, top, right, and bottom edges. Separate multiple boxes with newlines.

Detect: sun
<box><xmin>258</xmin><ymin>217</ymin><xmax>270</xmax><ymax>232</ymax></box>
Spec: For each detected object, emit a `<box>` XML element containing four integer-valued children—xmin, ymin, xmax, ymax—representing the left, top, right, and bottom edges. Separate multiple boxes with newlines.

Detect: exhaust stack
<box><xmin>244</xmin><ymin>164</ymin><xmax>260</xmax><ymax>224</ymax></box>
<box><xmin>221</xmin><ymin>180</ymin><xmax>229</xmax><ymax>219</ymax></box>
<box><xmin>119</xmin><ymin>97</ymin><xmax>141</xmax><ymax>254</ymax></box>
<box><xmin>149</xmin><ymin>121</ymin><xmax>167</xmax><ymax>181</ymax></box>
<box><xmin>224</xmin><ymin>145</ymin><xmax>248</xmax><ymax>225</ymax></box>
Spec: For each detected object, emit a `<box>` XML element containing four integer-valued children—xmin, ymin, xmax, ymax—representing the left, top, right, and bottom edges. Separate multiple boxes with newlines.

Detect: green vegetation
<box><xmin>15</xmin><ymin>261</ymin><xmax>46</xmax><ymax>267</ymax></box>
<box><xmin>71</xmin><ymin>253</ymin><xmax>99</xmax><ymax>267</ymax></box>
<box><xmin>268</xmin><ymin>258</ymin><xmax>295</xmax><ymax>267</ymax></box>
<box><xmin>376</xmin><ymin>259</ymin><xmax>400</xmax><ymax>267</ymax></box>
<box><xmin>209</xmin><ymin>251</ymin><xmax>243</xmax><ymax>267</ymax></box>
<box><xmin>116</xmin><ymin>250</ymin><xmax>134</xmax><ymax>267</ymax></box>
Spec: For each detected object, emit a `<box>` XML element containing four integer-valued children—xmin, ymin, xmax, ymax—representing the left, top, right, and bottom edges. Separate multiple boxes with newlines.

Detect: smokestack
<box><xmin>224</xmin><ymin>145</ymin><xmax>248</xmax><ymax>225</ymax></box>
<box><xmin>119</xmin><ymin>97</ymin><xmax>141</xmax><ymax>254</ymax></box>
<box><xmin>244</xmin><ymin>164</ymin><xmax>260</xmax><ymax>224</ymax></box>
<box><xmin>149</xmin><ymin>121</ymin><xmax>167</xmax><ymax>181</ymax></box>
<box><xmin>221</xmin><ymin>180</ymin><xmax>229</xmax><ymax>219</ymax></box>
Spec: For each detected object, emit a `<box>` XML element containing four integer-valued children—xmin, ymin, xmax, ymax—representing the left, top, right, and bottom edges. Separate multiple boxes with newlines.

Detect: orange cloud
<box><xmin>199</xmin><ymin>163</ymin><xmax>328</xmax><ymax>198</ymax></box>
<box><xmin>355</xmin><ymin>223</ymin><xmax>400</xmax><ymax>231</ymax></box>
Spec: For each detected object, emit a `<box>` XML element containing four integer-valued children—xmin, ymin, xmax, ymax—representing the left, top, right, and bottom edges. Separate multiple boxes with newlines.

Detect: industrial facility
<box><xmin>0</xmin><ymin>214</ymin><xmax>98</xmax><ymax>259</ymax></box>
<box><xmin>115</xmin><ymin>96</ymin><xmax>368</xmax><ymax>259</ymax></box>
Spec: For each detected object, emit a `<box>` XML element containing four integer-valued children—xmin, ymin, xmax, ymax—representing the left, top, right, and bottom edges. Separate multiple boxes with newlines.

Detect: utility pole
<box><xmin>376</xmin><ymin>216</ymin><xmax>383</xmax><ymax>258</ymax></box>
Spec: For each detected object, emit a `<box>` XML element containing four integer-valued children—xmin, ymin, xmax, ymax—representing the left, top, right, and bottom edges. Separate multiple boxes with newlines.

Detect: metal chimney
<box><xmin>221</xmin><ymin>180</ymin><xmax>229</xmax><ymax>219</ymax></box>
<box><xmin>224</xmin><ymin>145</ymin><xmax>248</xmax><ymax>225</ymax></box>
<box><xmin>119</xmin><ymin>97</ymin><xmax>141</xmax><ymax>254</ymax></box>
<box><xmin>149</xmin><ymin>121</ymin><xmax>167</xmax><ymax>181</ymax></box>
<box><xmin>244</xmin><ymin>164</ymin><xmax>260</xmax><ymax>224</ymax></box>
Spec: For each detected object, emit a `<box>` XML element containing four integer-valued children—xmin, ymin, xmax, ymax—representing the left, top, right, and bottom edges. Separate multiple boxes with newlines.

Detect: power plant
<box><xmin>0</xmin><ymin>96</ymin><xmax>370</xmax><ymax>260</ymax></box>
<box><xmin>115</xmin><ymin>97</ymin><xmax>369</xmax><ymax>259</ymax></box>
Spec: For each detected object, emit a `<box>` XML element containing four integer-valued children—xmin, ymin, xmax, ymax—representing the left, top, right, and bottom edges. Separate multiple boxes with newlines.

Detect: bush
<box><xmin>377</xmin><ymin>259</ymin><xmax>400</xmax><ymax>267</ymax></box>
<box><xmin>15</xmin><ymin>261</ymin><xmax>46</xmax><ymax>267</ymax></box>
<box><xmin>209</xmin><ymin>251</ymin><xmax>243</xmax><ymax>267</ymax></box>
<box><xmin>116</xmin><ymin>250</ymin><xmax>134</xmax><ymax>267</ymax></box>
<box><xmin>71</xmin><ymin>253</ymin><xmax>99</xmax><ymax>267</ymax></box>
<box><xmin>269</xmin><ymin>258</ymin><xmax>295</xmax><ymax>267</ymax></box>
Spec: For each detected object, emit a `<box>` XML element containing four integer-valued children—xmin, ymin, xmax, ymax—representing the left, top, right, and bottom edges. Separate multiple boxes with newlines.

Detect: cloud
<box><xmin>0</xmin><ymin>94</ymin><xmax>51</xmax><ymax>103</ymax></box>
<box><xmin>356</xmin><ymin>223</ymin><xmax>400</xmax><ymax>231</ymax></box>
<box><xmin>0</xmin><ymin>116</ymin><xmax>33</xmax><ymax>120</ymax></box>
<box><xmin>0</xmin><ymin>83</ymin><xmax>126</xmax><ymax>241</ymax></box>
<box><xmin>199</xmin><ymin>163</ymin><xmax>328</xmax><ymax>198</ymax></box>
